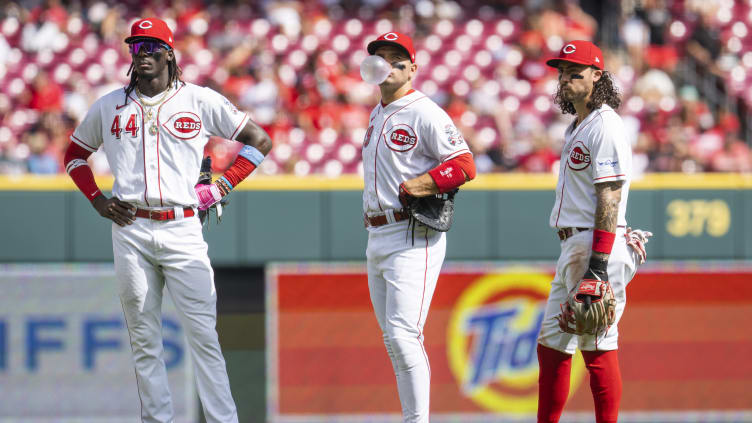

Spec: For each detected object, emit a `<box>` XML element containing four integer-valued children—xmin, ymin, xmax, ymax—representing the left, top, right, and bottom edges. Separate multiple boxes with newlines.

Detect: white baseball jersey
<box><xmin>70</xmin><ymin>82</ymin><xmax>249</xmax><ymax>208</ymax></box>
<box><xmin>549</xmin><ymin>104</ymin><xmax>632</xmax><ymax>229</ymax></box>
<box><xmin>362</xmin><ymin>89</ymin><xmax>470</xmax><ymax>217</ymax></box>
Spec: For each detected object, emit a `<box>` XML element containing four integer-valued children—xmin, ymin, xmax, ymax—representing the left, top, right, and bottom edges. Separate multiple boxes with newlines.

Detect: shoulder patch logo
<box><xmin>567</xmin><ymin>141</ymin><xmax>591</xmax><ymax>171</ymax></box>
<box><xmin>445</xmin><ymin>124</ymin><xmax>465</xmax><ymax>146</ymax></box>
<box><xmin>223</xmin><ymin>98</ymin><xmax>239</xmax><ymax>115</ymax></box>
<box><xmin>162</xmin><ymin>112</ymin><xmax>202</xmax><ymax>140</ymax></box>
<box><xmin>386</xmin><ymin>124</ymin><xmax>418</xmax><ymax>152</ymax></box>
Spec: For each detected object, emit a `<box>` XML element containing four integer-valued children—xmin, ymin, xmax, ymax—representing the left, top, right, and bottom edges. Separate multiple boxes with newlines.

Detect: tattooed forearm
<box><xmin>592</xmin><ymin>180</ymin><xmax>623</xmax><ymax>260</ymax></box>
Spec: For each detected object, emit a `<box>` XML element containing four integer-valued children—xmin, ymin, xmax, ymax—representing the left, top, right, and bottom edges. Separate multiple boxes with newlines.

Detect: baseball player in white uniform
<box><xmin>361</xmin><ymin>32</ymin><xmax>476</xmax><ymax>422</ymax></box>
<box><xmin>63</xmin><ymin>18</ymin><xmax>272</xmax><ymax>423</ymax></box>
<box><xmin>535</xmin><ymin>41</ymin><xmax>651</xmax><ymax>423</ymax></box>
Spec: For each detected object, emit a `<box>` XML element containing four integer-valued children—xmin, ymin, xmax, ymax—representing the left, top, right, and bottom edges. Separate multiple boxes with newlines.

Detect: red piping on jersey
<box><xmin>230</xmin><ymin>114</ymin><xmax>249</xmax><ymax>140</ymax></box>
<box><xmin>155</xmin><ymin>84</ymin><xmax>185</xmax><ymax>207</ymax></box>
<box><xmin>594</xmin><ymin>174</ymin><xmax>626</xmax><ymax>181</ymax></box>
<box><xmin>444</xmin><ymin>148</ymin><xmax>471</xmax><ymax>161</ymax></box>
<box><xmin>417</xmin><ymin>230</ymin><xmax>429</xmax><ymax>339</ymax></box>
<box><xmin>373</xmin><ymin>93</ymin><xmax>428</xmax><ymax>211</ymax></box>
<box><xmin>554</xmin><ymin>165</ymin><xmax>568</xmax><ymax>228</ymax></box>
<box><xmin>71</xmin><ymin>135</ymin><xmax>97</xmax><ymax>152</ymax></box>
<box><xmin>554</xmin><ymin>110</ymin><xmax>608</xmax><ymax>227</ymax></box>
<box><xmin>417</xmin><ymin>230</ymin><xmax>431</xmax><ymax>383</ymax></box>
<box><xmin>128</xmin><ymin>95</ymin><xmax>149</xmax><ymax>206</ymax></box>
<box><xmin>119</xmin><ymin>299</ymin><xmax>145</xmax><ymax>420</ymax></box>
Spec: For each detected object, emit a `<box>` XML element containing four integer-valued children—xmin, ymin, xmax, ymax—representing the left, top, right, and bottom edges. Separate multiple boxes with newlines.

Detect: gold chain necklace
<box><xmin>136</xmin><ymin>87</ymin><xmax>171</xmax><ymax>135</ymax></box>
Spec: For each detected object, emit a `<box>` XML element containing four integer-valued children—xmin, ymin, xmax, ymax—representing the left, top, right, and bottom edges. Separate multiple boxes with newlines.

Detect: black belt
<box><xmin>557</xmin><ymin>225</ymin><xmax>626</xmax><ymax>241</ymax></box>
<box><xmin>557</xmin><ymin>227</ymin><xmax>590</xmax><ymax>241</ymax></box>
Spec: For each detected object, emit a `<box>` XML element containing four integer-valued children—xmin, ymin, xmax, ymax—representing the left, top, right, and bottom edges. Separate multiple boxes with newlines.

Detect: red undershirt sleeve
<box><xmin>64</xmin><ymin>142</ymin><xmax>102</xmax><ymax>202</ymax></box>
<box><xmin>427</xmin><ymin>152</ymin><xmax>476</xmax><ymax>193</ymax></box>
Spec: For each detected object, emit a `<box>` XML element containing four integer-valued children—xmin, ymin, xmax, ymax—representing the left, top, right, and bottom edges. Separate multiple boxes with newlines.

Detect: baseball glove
<box><xmin>399</xmin><ymin>185</ymin><xmax>457</xmax><ymax>232</ymax></box>
<box><xmin>557</xmin><ymin>278</ymin><xmax>616</xmax><ymax>336</ymax></box>
<box><xmin>625</xmin><ymin>227</ymin><xmax>653</xmax><ymax>265</ymax></box>
<box><xmin>196</xmin><ymin>156</ymin><xmax>229</xmax><ymax>225</ymax></box>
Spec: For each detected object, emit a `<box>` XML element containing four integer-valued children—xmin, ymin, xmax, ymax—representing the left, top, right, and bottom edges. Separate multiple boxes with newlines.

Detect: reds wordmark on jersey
<box><xmin>550</xmin><ymin>104</ymin><xmax>632</xmax><ymax>229</ymax></box>
<box><xmin>362</xmin><ymin>90</ymin><xmax>470</xmax><ymax>216</ymax></box>
<box><xmin>70</xmin><ymin>82</ymin><xmax>249</xmax><ymax>208</ymax></box>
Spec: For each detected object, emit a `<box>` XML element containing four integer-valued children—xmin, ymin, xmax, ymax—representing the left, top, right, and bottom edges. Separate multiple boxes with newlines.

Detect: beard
<box><xmin>559</xmin><ymin>85</ymin><xmax>587</xmax><ymax>103</ymax></box>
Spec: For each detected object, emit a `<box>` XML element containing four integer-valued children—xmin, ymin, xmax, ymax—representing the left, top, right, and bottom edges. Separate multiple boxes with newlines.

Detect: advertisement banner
<box><xmin>267</xmin><ymin>262</ymin><xmax>752</xmax><ymax>422</ymax></box>
<box><xmin>0</xmin><ymin>264</ymin><xmax>196</xmax><ymax>423</ymax></box>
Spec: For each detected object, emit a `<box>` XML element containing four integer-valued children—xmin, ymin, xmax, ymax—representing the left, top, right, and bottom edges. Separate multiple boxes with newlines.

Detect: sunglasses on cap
<box><xmin>128</xmin><ymin>40</ymin><xmax>170</xmax><ymax>56</ymax></box>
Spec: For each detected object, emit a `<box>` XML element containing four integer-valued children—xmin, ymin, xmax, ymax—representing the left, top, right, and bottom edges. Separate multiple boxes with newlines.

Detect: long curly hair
<box><xmin>554</xmin><ymin>69</ymin><xmax>621</xmax><ymax>115</ymax></box>
<box><xmin>123</xmin><ymin>48</ymin><xmax>183</xmax><ymax>104</ymax></box>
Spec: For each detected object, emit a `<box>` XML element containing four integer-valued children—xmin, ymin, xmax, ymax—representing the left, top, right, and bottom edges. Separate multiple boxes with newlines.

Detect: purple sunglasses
<box><xmin>129</xmin><ymin>40</ymin><xmax>170</xmax><ymax>56</ymax></box>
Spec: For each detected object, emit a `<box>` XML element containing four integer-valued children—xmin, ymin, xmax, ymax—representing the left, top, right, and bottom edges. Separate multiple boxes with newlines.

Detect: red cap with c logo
<box><xmin>125</xmin><ymin>18</ymin><xmax>174</xmax><ymax>48</ymax></box>
<box><xmin>546</xmin><ymin>40</ymin><xmax>604</xmax><ymax>70</ymax></box>
<box><xmin>367</xmin><ymin>32</ymin><xmax>415</xmax><ymax>63</ymax></box>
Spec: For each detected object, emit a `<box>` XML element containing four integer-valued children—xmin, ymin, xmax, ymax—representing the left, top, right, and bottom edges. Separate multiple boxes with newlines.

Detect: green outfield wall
<box><xmin>1</xmin><ymin>173</ymin><xmax>751</xmax><ymax>263</ymax></box>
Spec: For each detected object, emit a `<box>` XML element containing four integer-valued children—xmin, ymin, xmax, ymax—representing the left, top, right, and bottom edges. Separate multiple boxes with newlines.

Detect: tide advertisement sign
<box><xmin>0</xmin><ymin>264</ymin><xmax>196</xmax><ymax>422</ymax></box>
<box><xmin>267</xmin><ymin>262</ymin><xmax>752</xmax><ymax>422</ymax></box>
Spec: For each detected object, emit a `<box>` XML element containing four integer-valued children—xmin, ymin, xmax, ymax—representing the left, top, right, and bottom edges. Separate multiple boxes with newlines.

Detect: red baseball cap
<box><xmin>125</xmin><ymin>18</ymin><xmax>174</xmax><ymax>49</ymax></box>
<box><xmin>367</xmin><ymin>32</ymin><xmax>415</xmax><ymax>63</ymax></box>
<box><xmin>546</xmin><ymin>40</ymin><xmax>604</xmax><ymax>70</ymax></box>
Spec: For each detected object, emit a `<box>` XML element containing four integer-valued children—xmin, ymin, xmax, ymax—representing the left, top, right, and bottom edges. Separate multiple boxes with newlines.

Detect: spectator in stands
<box><xmin>686</xmin><ymin>4</ymin><xmax>723</xmax><ymax>78</ymax></box>
<box><xmin>25</xmin><ymin>129</ymin><xmax>59</xmax><ymax>174</ymax></box>
<box><xmin>711</xmin><ymin>132</ymin><xmax>752</xmax><ymax>172</ymax></box>
<box><xmin>28</xmin><ymin>71</ymin><xmax>64</xmax><ymax>112</ymax></box>
<box><xmin>1</xmin><ymin>0</ymin><xmax>751</xmax><ymax>175</ymax></box>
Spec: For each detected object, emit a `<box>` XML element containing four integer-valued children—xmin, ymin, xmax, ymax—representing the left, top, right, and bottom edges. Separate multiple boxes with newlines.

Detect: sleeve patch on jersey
<box><xmin>444</xmin><ymin>124</ymin><xmax>465</xmax><ymax>146</ymax></box>
<box><xmin>596</xmin><ymin>158</ymin><xmax>619</xmax><ymax>168</ymax></box>
<box><xmin>223</xmin><ymin>97</ymin><xmax>240</xmax><ymax>115</ymax></box>
<box><xmin>567</xmin><ymin>141</ymin><xmax>591</xmax><ymax>171</ymax></box>
<box><xmin>385</xmin><ymin>124</ymin><xmax>418</xmax><ymax>152</ymax></box>
<box><xmin>162</xmin><ymin>111</ymin><xmax>202</xmax><ymax>140</ymax></box>
<box><xmin>363</xmin><ymin>125</ymin><xmax>374</xmax><ymax>147</ymax></box>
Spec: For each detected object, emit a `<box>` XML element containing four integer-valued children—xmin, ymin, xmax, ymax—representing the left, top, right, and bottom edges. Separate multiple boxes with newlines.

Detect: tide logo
<box><xmin>447</xmin><ymin>270</ymin><xmax>586</xmax><ymax>413</ymax></box>
<box><xmin>386</xmin><ymin>124</ymin><xmax>417</xmax><ymax>152</ymax></box>
<box><xmin>568</xmin><ymin>141</ymin><xmax>591</xmax><ymax>171</ymax></box>
<box><xmin>163</xmin><ymin>112</ymin><xmax>202</xmax><ymax>140</ymax></box>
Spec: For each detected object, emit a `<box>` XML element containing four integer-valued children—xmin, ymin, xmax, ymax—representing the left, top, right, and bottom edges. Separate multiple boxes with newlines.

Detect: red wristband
<box><xmin>428</xmin><ymin>161</ymin><xmax>465</xmax><ymax>193</ymax></box>
<box><xmin>592</xmin><ymin>229</ymin><xmax>616</xmax><ymax>254</ymax></box>
<box><xmin>221</xmin><ymin>155</ymin><xmax>256</xmax><ymax>187</ymax></box>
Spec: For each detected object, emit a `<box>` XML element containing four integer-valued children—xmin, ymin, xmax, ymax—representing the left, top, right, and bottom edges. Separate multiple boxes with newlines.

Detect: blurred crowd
<box><xmin>1</xmin><ymin>0</ymin><xmax>751</xmax><ymax>177</ymax></box>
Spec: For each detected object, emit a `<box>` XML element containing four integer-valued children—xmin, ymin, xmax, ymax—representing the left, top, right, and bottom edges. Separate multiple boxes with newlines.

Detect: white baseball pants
<box><xmin>112</xmin><ymin>215</ymin><xmax>237</xmax><ymax>423</ymax></box>
<box><xmin>367</xmin><ymin>221</ymin><xmax>446</xmax><ymax>423</ymax></box>
<box><xmin>538</xmin><ymin>227</ymin><xmax>638</xmax><ymax>353</ymax></box>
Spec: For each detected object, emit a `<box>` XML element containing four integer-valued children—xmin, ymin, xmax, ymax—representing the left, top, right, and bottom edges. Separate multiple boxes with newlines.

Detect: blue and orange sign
<box><xmin>447</xmin><ymin>269</ymin><xmax>586</xmax><ymax>412</ymax></box>
<box><xmin>268</xmin><ymin>263</ymin><xmax>752</xmax><ymax>420</ymax></box>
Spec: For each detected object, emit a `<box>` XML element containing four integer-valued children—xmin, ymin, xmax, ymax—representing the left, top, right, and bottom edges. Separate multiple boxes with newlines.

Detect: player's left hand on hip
<box><xmin>625</xmin><ymin>227</ymin><xmax>653</xmax><ymax>265</ymax></box>
<box><xmin>195</xmin><ymin>182</ymin><xmax>222</xmax><ymax>211</ymax></box>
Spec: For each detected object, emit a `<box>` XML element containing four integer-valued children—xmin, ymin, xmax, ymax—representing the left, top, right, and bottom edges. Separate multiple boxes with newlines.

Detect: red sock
<box><xmin>581</xmin><ymin>350</ymin><xmax>622</xmax><ymax>423</ymax></box>
<box><xmin>537</xmin><ymin>343</ymin><xmax>572</xmax><ymax>423</ymax></box>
